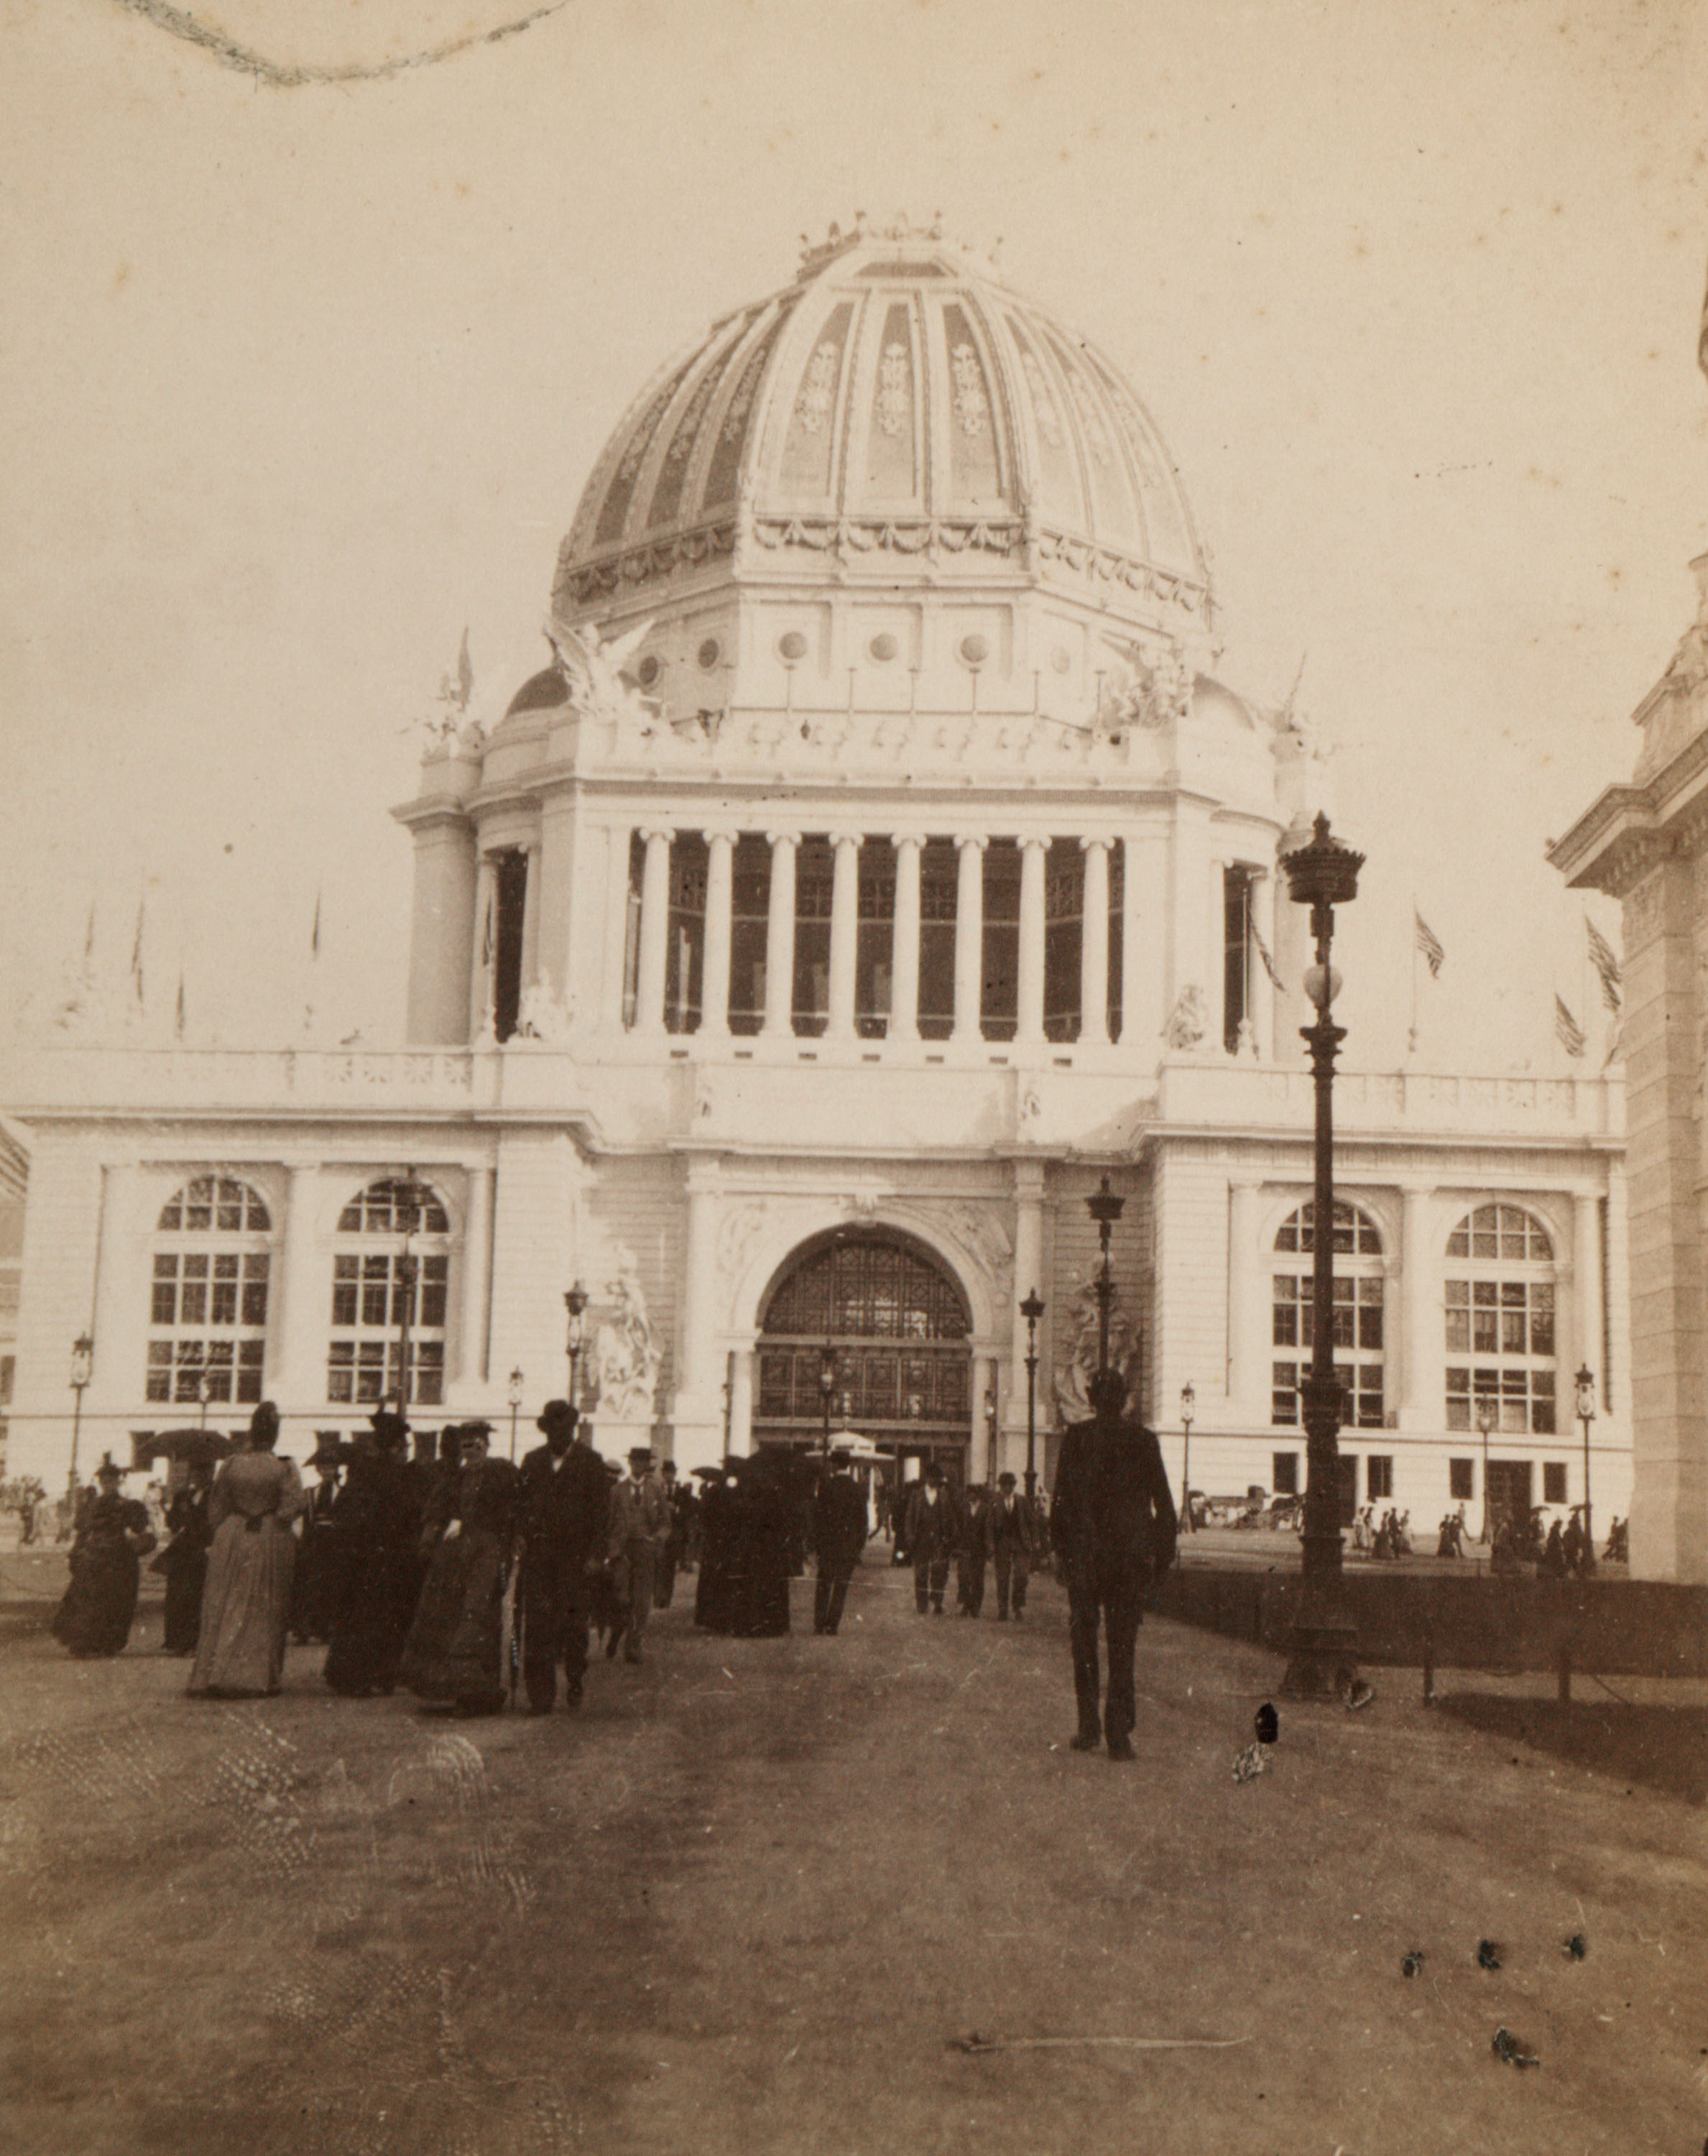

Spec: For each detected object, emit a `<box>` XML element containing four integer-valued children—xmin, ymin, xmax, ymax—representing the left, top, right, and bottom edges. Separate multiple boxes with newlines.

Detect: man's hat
<box><xmin>660</xmin><ymin>1458</ymin><xmax>678</xmax><ymax>1474</ymax></box>
<box><xmin>997</xmin><ymin>1470</ymin><xmax>1017</xmax><ymax>1488</ymax></box>
<box><xmin>368</xmin><ymin>1406</ymin><xmax>410</xmax><ymax>1441</ymax></box>
<box><xmin>923</xmin><ymin>1460</ymin><xmax>942</xmax><ymax>1483</ymax></box>
<box><xmin>95</xmin><ymin>1452</ymin><xmax>124</xmax><ymax>1480</ymax></box>
<box><xmin>536</xmin><ymin>1399</ymin><xmax>579</xmax><ymax>1434</ymax></box>
<box><xmin>1088</xmin><ymin>1369</ymin><xmax>1128</xmax><ymax>1414</ymax></box>
<box><xmin>691</xmin><ymin>1465</ymin><xmax>724</xmax><ymax>1481</ymax></box>
<box><xmin>828</xmin><ymin>1446</ymin><xmax>854</xmax><ymax>1466</ymax></box>
<box><xmin>627</xmin><ymin>1446</ymin><xmax>654</xmax><ymax>1465</ymax></box>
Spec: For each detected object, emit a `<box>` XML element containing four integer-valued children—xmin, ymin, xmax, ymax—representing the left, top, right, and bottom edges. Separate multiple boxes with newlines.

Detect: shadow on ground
<box><xmin>1438</xmin><ymin>1692</ymin><xmax>1708</xmax><ymax>1804</ymax></box>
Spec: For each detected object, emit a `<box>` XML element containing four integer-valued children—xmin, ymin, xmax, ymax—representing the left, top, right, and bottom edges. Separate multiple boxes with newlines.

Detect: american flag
<box><xmin>1555</xmin><ymin>994</ymin><xmax>1587</xmax><ymax>1059</ymax></box>
<box><xmin>1586</xmin><ymin>917</ymin><xmax>1621</xmax><ymax>1013</ymax></box>
<box><xmin>1414</xmin><ymin>908</ymin><xmax>1444</xmax><ymax>978</ymax></box>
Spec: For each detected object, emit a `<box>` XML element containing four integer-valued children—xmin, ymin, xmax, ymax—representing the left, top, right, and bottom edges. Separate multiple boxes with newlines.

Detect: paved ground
<box><xmin>1</xmin><ymin>1549</ymin><xmax>1702</xmax><ymax>2156</ymax></box>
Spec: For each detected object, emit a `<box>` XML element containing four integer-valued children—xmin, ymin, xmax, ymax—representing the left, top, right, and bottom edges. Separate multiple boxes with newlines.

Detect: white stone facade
<box><xmin>2</xmin><ymin>226</ymin><xmax>1633</xmax><ymax>1542</ymax></box>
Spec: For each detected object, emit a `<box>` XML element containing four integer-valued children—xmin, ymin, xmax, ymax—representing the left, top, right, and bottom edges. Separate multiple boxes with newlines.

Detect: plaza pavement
<box><xmin>0</xmin><ymin>1544</ymin><xmax>1701</xmax><ymax>2156</ymax></box>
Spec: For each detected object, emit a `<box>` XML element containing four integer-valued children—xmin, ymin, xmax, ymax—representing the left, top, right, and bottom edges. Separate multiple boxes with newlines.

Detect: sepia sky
<box><xmin>3</xmin><ymin>0</ymin><xmax>1705</xmax><ymax>1067</ymax></box>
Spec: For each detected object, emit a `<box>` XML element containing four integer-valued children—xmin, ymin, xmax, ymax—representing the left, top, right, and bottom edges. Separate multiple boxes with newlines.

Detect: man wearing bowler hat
<box><xmin>606</xmin><ymin>1447</ymin><xmax>670</xmax><ymax>1665</ymax></box>
<box><xmin>986</xmin><ymin>1470</ymin><xmax>1039</xmax><ymax>1621</ymax></box>
<box><xmin>517</xmin><ymin>1401</ymin><xmax>609</xmax><ymax>1711</ymax></box>
<box><xmin>809</xmin><ymin>1446</ymin><xmax>867</xmax><ymax>1636</ymax></box>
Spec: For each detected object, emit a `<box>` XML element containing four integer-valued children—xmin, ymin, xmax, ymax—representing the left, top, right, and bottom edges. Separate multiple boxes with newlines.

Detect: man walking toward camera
<box><xmin>986</xmin><ymin>1470</ymin><xmax>1038</xmax><ymax>1621</ymax></box>
<box><xmin>1050</xmin><ymin>1370</ymin><xmax>1177</xmax><ymax>1760</ymax></box>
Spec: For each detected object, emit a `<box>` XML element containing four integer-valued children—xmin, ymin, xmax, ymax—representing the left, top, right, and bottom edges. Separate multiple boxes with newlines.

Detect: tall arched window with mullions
<box><xmin>1444</xmin><ymin>1203</ymin><xmax>1557</xmax><ymax>1434</ymax></box>
<box><xmin>326</xmin><ymin>1177</ymin><xmax>451</xmax><ymax>1409</ymax></box>
<box><xmin>147</xmin><ymin>1176</ymin><xmax>272</xmax><ymax>1407</ymax></box>
<box><xmin>1270</xmin><ymin>1199</ymin><xmax>1385</xmax><ymax>1429</ymax></box>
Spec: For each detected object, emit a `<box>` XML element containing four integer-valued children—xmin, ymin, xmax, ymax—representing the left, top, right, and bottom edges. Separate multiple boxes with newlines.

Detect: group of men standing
<box><xmin>897</xmin><ymin>1464</ymin><xmax>1043</xmax><ymax>1622</ymax></box>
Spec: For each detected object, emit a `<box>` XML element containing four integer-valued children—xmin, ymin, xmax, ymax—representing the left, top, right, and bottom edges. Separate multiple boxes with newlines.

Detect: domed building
<box><xmin>4</xmin><ymin>224</ymin><xmax>1630</xmax><ymax>1542</ymax></box>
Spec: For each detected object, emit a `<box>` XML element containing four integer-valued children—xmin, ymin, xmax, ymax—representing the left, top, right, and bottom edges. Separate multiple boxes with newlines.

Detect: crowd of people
<box><xmin>41</xmin><ymin>1380</ymin><xmax>1187</xmax><ymax>1767</ymax></box>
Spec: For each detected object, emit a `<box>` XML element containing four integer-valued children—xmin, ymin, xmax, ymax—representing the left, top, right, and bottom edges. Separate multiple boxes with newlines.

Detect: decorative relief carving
<box><xmin>950</xmin><ymin>343</ymin><xmax>989</xmax><ymax>436</ymax></box>
<box><xmin>793</xmin><ymin>342</ymin><xmax>840</xmax><ymax>435</ymax></box>
<box><xmin>560</xmin><ymin>520</ymin><xmax>738</xmax><ymax>607</ymax></box>
<box><xmin>715</xmin><ymin>1201</ymin><xmax>768</xmax><ymax>1285</ymax></box>
<box><xmin>588</xmin><ymin>1255</ymin><xmax>660</xmax><ymax>1423</ymax></box>
<box><xmin>876</xmin><ymin>342</ymin><xmax>911</xmax><ymax>438</ymax></box>
<box><xmin>1163</xmin><ymin>985</ymin><xmax>1209</xmax><ymax>1050</ymax></box>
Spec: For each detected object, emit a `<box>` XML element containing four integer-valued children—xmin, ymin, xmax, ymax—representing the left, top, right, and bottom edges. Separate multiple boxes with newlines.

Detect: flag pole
<box><xmin>1408</xmin><ymin>894</ymin><xmax>1418</xmax><ymax>1059</ymax></box>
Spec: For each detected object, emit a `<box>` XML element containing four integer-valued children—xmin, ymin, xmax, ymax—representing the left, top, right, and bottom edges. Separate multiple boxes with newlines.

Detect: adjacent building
<box><xmin>3</xmin><ymin>222</ymin><xmax>1630</xmax><ymax>1537</ymax></box>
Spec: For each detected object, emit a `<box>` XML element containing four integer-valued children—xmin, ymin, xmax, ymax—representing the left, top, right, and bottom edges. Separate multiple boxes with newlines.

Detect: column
<box><xmin>1080</xmin><ymin>837</ymin><xmax>1111</xmax><ymax>1047</ymax></box>
<box><xmin>1122</xmin><ymin>831</ymin><xmax>1168</xmax><ymax>1054</ymax></box>
<box><xmin>1248</xmin><ymin>870</ymin><xmax>1275</xmax><ymax>1059</ymax></box>
<box><xmin>890</xmin><ymin>834</ymin><xmax>922</xmax><ymax>1043</ymax></box>
<box><xmin>700</xmin><ymin>828</ymin><xmax>735</xmax><ymax>1041</ymax></box>
<box><xmin>970</xmin><ymin>1350</ymin><xmax>995</xmax><ymax>1485</ymax></box>
<box><xmin>728</xmin><ymin>1345</ymin><xmax>754</xmax><ymax>1455</ymax></box>
<box><xmin>952</xmin><ymin>833</ymin><xmax>987</xmax><ymax>1044</ymax></box>
<box><xmin>1398</xmin><ymin>1187</ymin><xmax>1434</xmax><ymax>1430</ymax></box>
<box><xmin>601</xmin><ymin>828</ymin><xmax>632</xmax><ymax>1031</ymax></box>
<box><xmin>673</xmin><ymin>1166</ymin><xmax>725</xmax><ymax>1472</ymax></box>
<box><xmin>1010</xmin><ymin>1161</ymin><xmax>1045</xmax><ymax>1474</ymax></box>
<box><xmin>826</xmin><ymin>829</ymin><xmax>861</xmax><ymax>1041</ymax></box>
<box><xmin>1572</xmin><ymin>1189</ymin><xmax>1602</xmax><ymax>1398</ymax></box>
<box><xmin>458</xmin><ymin>1163</ymin><xmax>494</xmax><ymax>1388</ymax></box>
<box><xmin>762</xmin><ymin>831</ymin><xmax>799</xmax><ymax>1039</ymax></box>
<box><xmin>1227</xmin><ymin>1178</ymin><xmax>1266</xmax><ymax>1410</ymax></box>
<box><xmin>634</xmin><ymin>828</ymin><xmax>672</xmax><ymax>1034</ymax></box>
<box><xmin>89</xmin><ymin>1163</ymin><xmax>142</xmax><ymax>1411</ymax></box>
<box><xmin>276</xmin><ymin>1164</ymin><xmax>326</xmax><ymax>1405</ymax></box>
<box><xmin>1017</xmin><ymin>835</ymin><xmax>1047</xmax><ymax>1047</ymax></box>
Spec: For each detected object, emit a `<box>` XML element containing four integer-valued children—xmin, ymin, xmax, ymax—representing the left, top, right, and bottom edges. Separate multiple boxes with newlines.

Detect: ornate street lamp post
<box><xmin>68</xmin><ymin>1332</ymin><xmax>93</xmax><ymax>1493</ymax></box>
<box><xmin>198</xmin><ymin>1370</ymin><xmax>213</xmax><ymax>1433</ymax></box>
<box><xmin>984</xmin><ymin>1380</ymin><xmax>999</xmax><ymax>1485</ymax></box>
<box><xmin>1279</xmin><ymin>811</ymin><xmax>1365</xmax><ymax>1700</ymax></box>
<box><xmin>563</xmin><ymin>1284</ymin><xmax>589</xmax><ymax>1404</ymax></box>
<box><xmin>1180</xmin><ymin>1381</ymin><xmax>1196</xmax><ymax>1533</ymax></box>
<box><xmin>507</xmin><ymin>1365</ymin><xmax>525</xmax><ymax>1461</ymax></box>
<box><xmin>1574</xmin><ymin>1365</ymin><xmax>1597</xmax><ymax>1573</ymax></box>
<box><xmin>1020</xmin><ymin>1289</ymin><xmax>1044</xmax><ymax>1504</ymax></box>
<box><xmin>1474</xmin><ymin>1391</ymin><xmax>1497</xmax><ymax>1547</ymax></box>
<box><xmin>1086</xmin><ymin>1175</ymin><xmax>1125</xmax><ymax>1382</ymax></box>
<box><xmin>819</xmin><ymin>1341</ymin><xmax>836</xmax><ymax>1461</ymax></box>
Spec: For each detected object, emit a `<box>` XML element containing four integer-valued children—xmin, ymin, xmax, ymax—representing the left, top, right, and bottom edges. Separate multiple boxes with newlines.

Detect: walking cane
<box><xmin>507</xmin><ymin>1559</ymin><xmax>522</xmax><ymax>1708</ymax></box>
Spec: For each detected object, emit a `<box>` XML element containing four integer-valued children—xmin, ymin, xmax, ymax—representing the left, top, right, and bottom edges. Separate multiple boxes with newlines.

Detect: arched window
<box><xmin>327</xmin><ymin>1178</ymin><xmax>450</xmax><ymax>1408</ymax></box>
<box><xmin>1444</xmin><ymin>1203</ymin><xmax>1556</xmax><ymax>1434</ymax></box>
<box><xmin>147</xmin><ymin>1176</ymin><xmax>272</xmax><ymax>1406</ymax></box>
<box><xmin>1271</xmin><ymin>1200</ymin><xmax>1385</xmax><ymax>1429</ymax></box>
<box><xmin>756</xmin><ymin>1231</ymin><xmax>971</xmax><ymax>1450</ymax></box>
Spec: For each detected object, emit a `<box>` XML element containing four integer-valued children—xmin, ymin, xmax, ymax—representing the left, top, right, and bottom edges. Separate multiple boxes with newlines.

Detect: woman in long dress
<box><xmin>188</xmin><ymin>1403</ymin><xmax>305</xmax><ymax>1698</ymax></box>
<box><xmin>400</xmin><ymin>1422</ymin><xmax>519</xmax><ymax>1716</ymax></box>
<box><xmin>52</xmin><ymin>1456</ymin><xmax>155</xmax><ymax>1657</ymax></box>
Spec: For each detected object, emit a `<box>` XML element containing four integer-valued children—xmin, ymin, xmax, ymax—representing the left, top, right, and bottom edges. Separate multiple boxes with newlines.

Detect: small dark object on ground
<box><xmin>1346</xmin><ymin>1678</ymin><xmax>1375</xmax><ymax>1711</ymax></box>
<box><xmin>1254</xmin><ymin>1701</ymin><xmax>1278</xmax><ymax>1745</ymax></box>
<box><xmin>1492</xmin><ymin>2027</ymin><xmax>1538</xmax><ymax>2069</ymax></box>
<box><xmin>1478</xmin><ymin>1940</ymin><xmax>1503</xmax><ymax>1971</ymax></box>
<box><xmin>1400</xmin><ymin>1950</ymin><xmax>1424</xmax><ymax>1978</ymax></box>
<box><xmin>1565</xmin><ymin>1933</ymin><xmax>1587</xmax><ymax>1961</ymax></box>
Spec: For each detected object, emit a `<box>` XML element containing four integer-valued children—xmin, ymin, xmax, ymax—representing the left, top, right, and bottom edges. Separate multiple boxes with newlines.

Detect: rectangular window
<box><xmin>491</xmin><ymin>847</ymin><xmax>529</xmax><ymax>1043</ymax></box>
<box><xmin>622</xmin><ymin>831</ymin><xmax>644</xmax><ymax>1030</ymax></box>
<box><xmin>1445</xmin><ymin>1364</ymin><xmax>1554</xmax><ymax>1435</ymax></box>
<box><xmin>1367</xmin><ymin>1455</ymin><xmax>1393</xmax><ymax>1500</ymax></box>
<box><xmin>728</xmin><ymin>834</ymin><xmax>770</xmax><ymax>1036</ymax></box>
<box><xmin>1106</xmin><ymin>844</ymin><xmax>1123</xmax><ymax>1043</ymax></box>
<box><xmin>980</xmin><ymin>839</ymin><xmax>1020</xmax><ymax>1041</ymax></box>
<box><xmin>1272</xmin><ymin>1360</ymin><xmax>1299</xmax><ymax>1426</ymax></box>
<box><xmin>855</xmin><ymin>838</ymin><xmax>895</xmax><ymax>1039</ymax></box>
<box><xmin>665</xmin><ymin>831</ymin><xmax>708</xmax><ymax>1036</ymax></box>
<box><xmin>917</xmin><ymin>837</ymin><xmax>958</xmax><ymax>1041</ymax></box>
<box><xmin>1223</xmin><ymin>865</ymin><xmax>1252</xmax><ymax>1054</ymax></box>
<box><xmin>792</xmin><ymin>836</ymin><xmax>833</xmax><ymax>1037</ymax></box>
<box><xmin>1543</xmin><ymin>1461</ymin><xmax>1568</xmax><ymax>1506</ymax></box>
<box><xmin>1449</xmin><ymin>1457</ymin><xmax>1474</xmax><ymax>1500</ymax></box>
<box><xmin>1043</xmin><ymin>837</ymin><xmax>1082</xmax><ymax>1043</ymax></box>
<box><xmin>1272</xmin><ymin>1451</ymin><xmax>1299</xmax><ymax>1496</ymax></box>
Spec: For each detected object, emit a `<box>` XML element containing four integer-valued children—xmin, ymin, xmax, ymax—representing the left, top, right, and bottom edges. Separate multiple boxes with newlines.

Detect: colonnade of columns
<box><xmin>627</xmin><ymin>824</ymin><xmax>1127</xmax><ymax>1046</ymax></box>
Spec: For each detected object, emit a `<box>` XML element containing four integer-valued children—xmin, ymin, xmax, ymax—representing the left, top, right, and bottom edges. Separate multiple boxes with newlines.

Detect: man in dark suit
<box><xmin>904</xmin><ymin>1462</ymin><xmax>959</xmax><ymax>1615</ymax></box>
<box><xmin>985</xmin><ymin>1470</ymin><xmax>1038</xmax><ymax>1621</ymax></box>
<box><xmin>1050</xmin><ymin>1370</ymin><xmax>1178</xmax><ymax>1761</ymax></box>
<box><xmin>810</xmin><ymin>1447</ymin><xmax>868</xmax><ymax>1636</ymax></box>
<box><xmin>517</xmin><ymin>1400</ymin><xmax>610</xmax><ymax>1713</ymax></box>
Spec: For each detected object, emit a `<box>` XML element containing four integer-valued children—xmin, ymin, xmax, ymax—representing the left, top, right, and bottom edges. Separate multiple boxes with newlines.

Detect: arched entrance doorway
<box><xmin>753</xmin><ymin>1230</ymin><xmax>972</xmax><ymax>1484</ymax></box>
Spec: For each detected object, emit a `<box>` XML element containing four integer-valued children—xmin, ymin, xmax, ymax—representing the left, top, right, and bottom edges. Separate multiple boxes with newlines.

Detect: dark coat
<box><xmin>984</xmin><ymin>1490</ymin><xmax>1040</xmax><ymax>1560</ymax></box>
<box><xmin>161</xmin><ymin>1484</ymin><xmax>213</xmax><ymax>1653</ymax></box>
<box><xmin>52</xmin><ymin>1491</ymin><xmax>153</xmax><ymax>1657</ymax></box>
<box><xmin>323</xmin><ymin>1448</ymin><xmax>425</xmax><ymax>1696</ymax></box>
<box><xmin>903</xmin><ymin>1483</ymin><xmax>959</xmax><ymax>1560</ymax></box>
<box><xmin>400</xmin><ymin>1457</ymin><xmax>520</xmax><ymax>1705</ymax></box>
<box><xmin>811</xmin><ymin>1472</ymin><xmax>868</xmax><ymax>1572</ymax></box>
<box><xmin>1050</xmin><ymin>1415</ymin><xmax>1178</xmax><ymax>1590</ymax></box>
<box><xmin>517</xmin><ymin>1442</ymin><xmax>610</xmax><ymax>1571</ymax></box>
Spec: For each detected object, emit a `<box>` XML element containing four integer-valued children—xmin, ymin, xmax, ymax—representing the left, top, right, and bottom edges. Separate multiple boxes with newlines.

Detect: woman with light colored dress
<box><xmin>187</xmin><ymin>1402</ymin><xmax>306</xmax><ymax>1698</ymax></box>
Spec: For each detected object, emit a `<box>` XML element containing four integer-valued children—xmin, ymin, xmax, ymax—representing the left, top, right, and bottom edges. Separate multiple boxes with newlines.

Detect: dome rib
<box><xmin>553</xmin><ymin>226</ymin><xmax>1209</xmax><ymax>627</ymax></box>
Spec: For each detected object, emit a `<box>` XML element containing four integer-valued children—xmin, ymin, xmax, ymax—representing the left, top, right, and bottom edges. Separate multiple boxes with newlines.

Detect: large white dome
<box><xmin>553</xmin><ymin>218</ymin><xmax>1209</xmax><ymax>636</ymax></box>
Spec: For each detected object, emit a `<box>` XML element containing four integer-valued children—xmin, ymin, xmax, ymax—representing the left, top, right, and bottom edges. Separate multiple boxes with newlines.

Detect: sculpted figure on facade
<box><xmin>1052</xmin><ymin>1273</ymin><xmax>1140</xmax><ymax>1424</ymax></box>
<box><xmin>513</xmin><ymin>982</ymin><xmax>573</xmax><ymax>1044</ymax></box>
<box><xmin>1163</xmin><ymin>985</ymin><xmax>1209</xmax><ymax>1051</ymax></box>
<box><xmin>545</xmin><ymin>617</ymin><xmax>657</xmax><ymax>729</ymax></box>
<box><xmin>591</xmin><ymin>1256</ymin><xmax>661</xmax><ymax>1422</ymax></box>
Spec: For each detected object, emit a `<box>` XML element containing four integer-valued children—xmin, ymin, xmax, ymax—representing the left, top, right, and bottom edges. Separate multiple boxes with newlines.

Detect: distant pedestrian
<box><xmin>323</xmin><ymin>1409</ymin><xmax>425</xmax><ymax>1698</ymax></box>
<box><xmin>606</xmin><ymin>1447</ymin><xmax>670</xmax><ymax>1665</ymax></box>
<box><xmin>188</xmin><ymin>1404</ymin><xmax>306</xmax><ymax>1698</ymax></box>
<box><xmin>655</xmin><ymin>1460</ymin><xmax>688</xmax><ymax>1607</ymax></box>
<box><xmin>290</xmin><ymin>1447</ymin><xmax>345</xmax><ymax>1644</ymax></box>
<box><xmin>693</xmin><ymin>1465</ymin><xmax>736</xmax><ymax>1632</ymax></box>
<box><xmin>1050</xmin><ymin>1373</ymin><xmax>1177</xmax><ymax>1761</ymax></box>
<box><xmin>732</xmin><ymin>1453</ymin><xmax>793</xmax><ymax>1637</ymax></box>
<box><xmin>401</xmin><ymin>1422</ymin><xmax>519</xmax><ymax>1717</ymax></box>
<box><xmin>1561</xmin><ymin>1507</ymin><xmax>1588</xmax><ymax>1576</ymax></box>
<box><xmin>810</xmin><ymin>1447</ymin><xmax>867</xmax><ymax>1636</ymax></box>
<box><xmin>956</xmin><ymin>1481</ymin><xmax>991</xmax><ymax>1617</ymax></box>
<box><xmin>986</xmin><ymin>1471</ymin><xmax>1038</xmax><ymax>1620</ymax></box>
<box><xmin>515</xmin><ymin>1400</ymin><xmax>610</xmax><ymax>1712</ymax></box>
<box><xmin>160</xmin><ymin>1459</ymin><xmax>216</xmax><ymax>1654</ymax></box>
<box><xmin>1539</xmin><ymin>1519</ymin><xmax>1567</xmax><ymax>1577</ymax></box>
<box><xmin>51</xmin><ymin>1456</ymin><xmax>156</xmax><ymax>1659</ymax></box>
<box><xmin>905</xmin><ymin>1463</ymin><xmax>956</xmax><ymax>1615</ymax></box>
